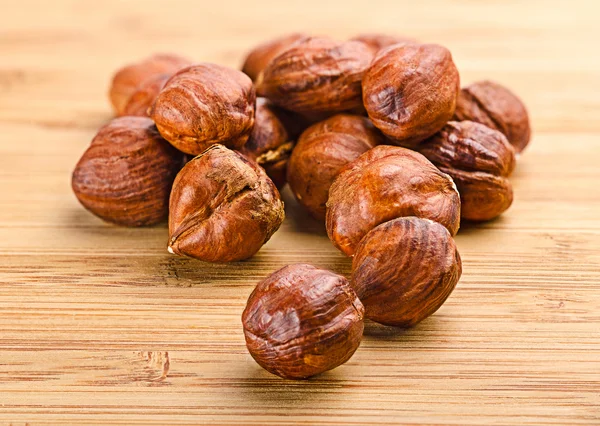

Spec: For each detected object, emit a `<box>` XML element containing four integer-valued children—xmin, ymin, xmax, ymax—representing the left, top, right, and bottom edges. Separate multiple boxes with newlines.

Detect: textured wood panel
<box><xmin>0</xmin><ymin>0</ymin><xmax>599</xmax><ymax>424</ymax></box>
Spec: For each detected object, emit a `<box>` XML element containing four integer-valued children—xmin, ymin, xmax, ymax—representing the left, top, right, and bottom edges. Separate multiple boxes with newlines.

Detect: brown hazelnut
<box><xmin>241</xmin><ymin>33</ymin><xmax>307</xmax><ymax>81</ymax></box>
<box><xmin>109</xmin><ymin>53</ymin><xmax>191</xmax><ymax>116</ymax></box>
<box><xmin>419</xmin><ymin>121</ymin><xmax>516</xmax><ymax>221</ymax></box>
<box><xmin>351</xmin><ymin>217</ymin><xmax>461</xmax><ymax>327</ymax></box>
<box><xmin>350</xmin><ymin>33</ymin><xmax>417</xmax><ymax>55</ymax></box>
<box><xmin>287</xmin><ymin>114</ymin><xmax>383</xmax><ymax>220</ymax></box>
<box><xmin>150</xmin><ymin>63</ymin><xmax>256</xmax><ymax>155</ymax></box>
<box><xmin>362</xmin><ymin>43</ymin><xmax>460</xmax><ymax>147</ymax></box>
<box><xmin>326</xmin><ymin>145</ymin><xmax>460</xmax><ymax>256</ymax></box>
<box><xmin>72</xmin><ymin>117</ymin><xmax>184</xmax><ymax>226</ymax></box>
<box><xmin>242</xmin><ymin>264</ymin><xmax>364</xmax><ymax>379</ymax></box>
<box><xmin>168</xmin><ymin>145</ymin><xmax>284</xmax><ymax>262</ymax></box>
<box><xmin>239</xmin><ymin>98</ymin><xmax>294</xmax><ymax>189</ymax></box>
<box><xmin>454</xmin><ymin>80</ymin><xmax>531</xmax><ymax>153</ymax></box>
<box><xmin>122</xmin><ymin>73</ymin><xmax>170</xmax><ymax>117</ymax></box>
<box><xmin>256</xmin><ymin>37</ymin><xmax>374</xmax><ymax>115</ymax></box>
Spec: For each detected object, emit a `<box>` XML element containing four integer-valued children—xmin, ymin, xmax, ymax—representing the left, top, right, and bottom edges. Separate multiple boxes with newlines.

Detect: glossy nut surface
<box><xmin>241</xmin><ymin>33</ymin><xmax>306</xmax><ymax>81</ymax></box>
<box><xmin>122</xmin><ymin>73</ymin><xmax>170</xmax><ymax>117</ymax></box>
<box><xmin>362</xmin><ymin>43</ymin><xmax>460</xmax><ymax>147</ymax></box>
<box><xmin>256</xmin><ymin>37</ymin><xmax>373</xmax><ymax>114</ymax></box>
<box><xmin>351</xmin><ymin>217</ymin><xmax>462</xmax><ymax>327</ymax></box>
<box><xmin>287</xmin><ymin>114</ymin><xmax>383</xmax><ymax>220</ymax></box>
<box><xmin>109</xmin><ymin>53</ymin><xmax>191</xmax><ymax>116</ymax></box>
<box><xmin>326</xmin><ymin>145</ymin><xmax>460</xmax><ymax>256</ymax></box>
<box><xmin>239</xmin><ymin>98</ymin><xmax>293</xmax><ymax>189</ymax></box>
<box><xmin>150</xmin><ymin>63</ymin><xmax>256</xmax><ymax>155</ymax></box>
<box><xmin>454</xmin><ymin>80</ymin><xmax>531</xmax><ymax>153</ymax></box>
<box><xmin>419</xmin><ymin>121</ymin><xmax>516</xmax><ymax>221</ymax></box>
<box><xmin>72</xmin><ymin>117</ymin><xmax>184</xmax><ymax>226</ymax></box>
<box><xmin>168</xmin><ymin>145</ymin><xmax>284</xmax><ymax>263</ymax></box>
<box><xmin>242</xmin><ymin>264</ymin><xmax>364</xmax><ymax>379</ymax></box>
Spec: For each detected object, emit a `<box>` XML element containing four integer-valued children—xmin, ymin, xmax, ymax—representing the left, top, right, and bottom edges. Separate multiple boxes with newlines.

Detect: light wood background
<box><xmin>1</xmin><ymin>0</ymin><xmax>599</xmax><ymax>424</ymax></box>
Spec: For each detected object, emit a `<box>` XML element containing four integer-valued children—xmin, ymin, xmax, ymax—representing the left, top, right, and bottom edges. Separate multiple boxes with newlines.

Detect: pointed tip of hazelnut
<box><xmin>167</xmin><ymin>245</ymin><xmax>175</xmax><ymax>255</ymax></box>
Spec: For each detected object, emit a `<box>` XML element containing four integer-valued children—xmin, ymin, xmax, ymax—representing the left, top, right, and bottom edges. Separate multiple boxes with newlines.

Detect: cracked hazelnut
<box><xmin>419</xmin><ymin>121</ymin><xmax>516</xmax><ymax>221</ymax></box>
<box><xmin>72</xmin><ymin>117</ymin><xmax>184</xmax><ymax>226</ymax></box>
<box><xmin>242</xmin><ymin>264</ymin><xmax>364</xmax><ymax>379</ymax></box>
<box><xmin>362</xmin><ymin>43</ymin><xmax>460</xmax><ymax>147</ymax></box>
<box><xmin>326</xmin><ymin>145</ymin><xmax>460</xmax><ymax>256</ymax></box>
<box><xmin>351</xmin><ymin>217</ymin><xmax>461</xmax><ymax>327</ymax></box>
<box><xmin>350</xmin><ymin>33</ymin><xmax>417</xmax><ymax>55</ymax></box>
<box><xmin>454</xmin><ymin>80</ymin><xmax>531</xmax><ymax>153</ymax></box>
<box><xmin>150</xmin><ymin>63</ymin><xmax>256</xmax><ymax>155</ymax></box>
<box><xmin>287</xmin><ymin>114</ymin><xmax>383</xmax><ymax>220</ymax></box>
<box><xmin>239</xmin><ymin>98</ymin><xmax>294</xmax><ymax>189</ymax></box>
<box><xmin>122</xmin><ymin>73</ymin><xmax>170</xmax><ymax>117</ymax></box>
<box><xmin>109</xmin><ymin>53</ymin><xmax>191</xmax><ymax>116</ymax></box>
<box><xmin>256</xmin><ymin>37</ymin><xmax>373</xmax><ymax>115</ymax></box>
<box><xmin>168</xmin><ymin>145</ymin><xmax>284</xmax><ymax>263</ymax></box>
<box><xmin>241</xmin><ymin>33</ymin><xmax>307</xmax><ymax>81</ymax></box>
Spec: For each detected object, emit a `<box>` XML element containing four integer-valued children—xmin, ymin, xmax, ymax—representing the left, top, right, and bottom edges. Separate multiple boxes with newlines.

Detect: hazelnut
<box><xmin>326</xmin><ymin>145</ymin><xmax>460</xmax><ymax>256</ymax></box>
<box><xmin>242</xmin><ymin>264</ymin><xmax>364</xmax><ymax>379</ymax></box>
<box><xmin>351</xmin><ymin>217</ymin><xmax>461</xmax><ymax>327</ymax></box>
<box><xmin>362</xmin><ymin>43</ymin><xmax>460</xmax><ymax>147</ymax></box>
<box><xmin>109</xmin><ymin>53</ymin><xmax>191</xmax><ymax>116</ymax></box>
<box><xmin>287</xmin><ymin>114</ymin><xmax>383</xmax><ymax>220</ymax></box>
<box><xmin>350</xmin><ymin>33</ymin><xmax>417</xmax><ymax>55</ymax></box>
<box><xmin>256</xmin><ymin>37</ymin><xmax>374</xmax><ymax>115</ymax></box>
<box><xmin>454</xmin><ymin>80</ymin><xmax>531</xmax><ymax>153</ymax></box>
<box><xmin>150</xmin><ymin>63</ymin><xmax>256</xmax><ymax>155</ymax></box>
<box><xmin>168</xmin><ymin>145</ymin><xmax>284</xmax><ymax>263</ymax></box>
<box><xmin>419</xmin><ymin>121</ymin><xmax>516</xmax><ymax>221</ymax></box>
<box><xmin>122</xmin><ymin>73</ymin><xmax>170</xmax><ymax>117</ymax></box>
<box><xmin>239</xmin><ymin>98</ymin><xmax>294</xmax><ymax>189</ymax></box>
<box><xmin>72</xmin><ymin>117</ymin><xmax>184</xmax><ymax>226</ymax></box>
<box><xmin>241</xmin><ymin>33</ymin><xmax>307</xmax><ymax>81</ymax></box>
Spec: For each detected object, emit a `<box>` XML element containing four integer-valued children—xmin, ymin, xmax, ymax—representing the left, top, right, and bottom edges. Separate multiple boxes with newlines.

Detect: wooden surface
<box><xmin>1</xmin><ymin>0</ymin><xmax>599</xmax><ymax>424</ymax></box>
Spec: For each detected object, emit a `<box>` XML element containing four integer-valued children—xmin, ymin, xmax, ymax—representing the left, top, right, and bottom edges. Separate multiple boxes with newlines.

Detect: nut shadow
<box><xmin>280</xmin><ymin>185</ymin><xmax>327</xmax><ymax>236</ymax></box>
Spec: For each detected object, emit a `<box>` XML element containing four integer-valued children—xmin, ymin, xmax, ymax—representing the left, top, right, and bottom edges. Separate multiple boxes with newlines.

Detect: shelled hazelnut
<box><xmin>241</xmin><ymin>33</ymin><xmax>307</xmax><ymax>81</ymax></box>
<box><xmin>350</xmin><ymin>33</ymin><xmax>417</xmax><ymax>55</ymax></box>
<box><xmin>122</xmin><ymin>73</ymin><xmax>170</xmax><ymax>117</ymax></box>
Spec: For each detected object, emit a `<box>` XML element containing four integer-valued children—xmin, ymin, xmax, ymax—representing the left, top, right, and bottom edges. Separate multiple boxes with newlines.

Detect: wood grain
<box><xmin>1</xmin><ymin>0</ymin><xmax>599</xmax><ymax>424</ymax></box>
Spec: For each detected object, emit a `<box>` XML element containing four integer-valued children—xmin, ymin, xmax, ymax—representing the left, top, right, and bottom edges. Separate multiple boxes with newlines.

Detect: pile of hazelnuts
<box><xmin>72</xmin><ymin>33</ymin><xmax>531</xmax><ymax>380</ymax></box>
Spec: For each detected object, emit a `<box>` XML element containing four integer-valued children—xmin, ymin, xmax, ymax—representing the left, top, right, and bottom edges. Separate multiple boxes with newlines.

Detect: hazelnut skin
<box><xmin>109</xmin><ymin>53</ymin><xmax>191</xmax><ymax>116</ymax></box>
<box><xmin>350</xmin><ymin>33</ymin><xmax>417</xmax><ymax>55</ymax></box>
<box><xmin>168</xmin><ymin>145</ymin><xmax>284</xmax><ymax>263</ymax></box>
<box><xmin>239</xmin><ymin>98</ymin><xmax>294</xmax><ymax>189</ymax></box>
<box><xmin>326</xmin><ymin>145</ymin><xmax>461</xmax><ymax>257</ymax></box>
<box><xmin>242</xmin><ymin>264</ymin><xmax>364</xmax><ymax>379</ymax></box>
<box><xmin>453</xmin><ymin>80</ymin><xmax>531</xmax><ymax>153</ymax></box>
<box><xmin>150</xmin><ymin>63</ymin><xmax>256</xmax><ymax>155</ymax></box>
<box><xmin>72</xmin><ymin>117</ymin><xmax>185</xmax><ymax>226</ymax></box>
<box><xmin>419</xmin><ymin>121</ymin><xmax>516</xmax><ymax>221</ymax></box>
<box><xmin>256</xmin><ymin>37</ymin><xmax>374</xmax><ymax>115</ymax></box>
<box><xmin>362</xmin><ymin>43</ymin><xmax>460</xmax><ymax>147</ymax></box>
<box><xmin>287</xmin><ymin>114</ymin><xmax>384</xmax><ymax>220</ymax></box>
<box><xmin>351</xmin><ymin>217</ymin><xmax>462</xmax><ymax>328</ymax></box>
<box><xmin>241</xmin><ymin>33</ymin><xmax>307</xmax><ymax>81</ymax></box>
<box><xmin>122</xmin><ymin>73</ymin><xmax>170</xmax><ymax>117</ymax></box>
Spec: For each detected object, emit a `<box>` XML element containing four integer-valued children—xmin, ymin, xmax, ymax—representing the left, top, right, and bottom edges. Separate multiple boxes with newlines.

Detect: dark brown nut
<box><xmin>351</xmin><ymin>217</ymin><xmax>461</xmax><ymax>327</ymax></box>
<box><xmin>72</xmin><ymin>117</ymin><xmax>184</xmax><ymax>227</ymax></box>
<box><xmin>109</xmin><ymin>53</ymin><xmax>191</xmax><ymax>116</ymax></box>
<box><xmin>150</xmin><ymin>63</ymin><xmax>256</xmax><ymax>155</ymax></box>
<box><xmin>241</xmin><ymin>33</ymin><xmax>307</xmax><ymax>81</ymax></box>
<box><xmin>419</xmin><ymin>121</ymin><xmax>516</xmax><ymax>221</ymax></box>
<box><xmin>239</xmin><ymin>98</ymin><xmax>293</xmax><ymax>189</ymax></box>
<box><xmin>256</xmin><ymin>37</ymin><xmax>374</xmax><ymax>115</ymax></box>
<box><xmin>287</xmin><ymin>114</ymin><xmax>383</xmax><ymax>220</ymax></box>
<box><xmin>168</xmin><ymin>145</ymin><xmax>284</xmax><ymax>263</ymax></box>
<box><xmin>326</xmin><ymin>145</ymin><xmax>460</xmax><ymax>256</ymax></box>
<box><xmin>453</xmin><ymin>80</ymin><xmax>531</xmax><ymax>153</ymax></box>
<box><xmin>122</xmin><ymin>74</ymin><xmax>170</xmax><ymax>117</ymax></box>
<box><xmin>350</xmin><ymin>33</ymin><xmax>417</xmax><ymax>55</ymax></box>
<box><xmin>362</xmin><ymin>43</ymin><xmax>460</xmax><ymax>148</ymax></box>
<box><xmin>242</xmin><ymin>264</ymin><xmax>364</xmax><ymax>379</ymax></box>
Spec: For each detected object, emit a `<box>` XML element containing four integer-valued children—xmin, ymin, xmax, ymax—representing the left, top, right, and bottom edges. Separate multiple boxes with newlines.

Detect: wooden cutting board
<box><xmin>1</xmin><ymin>0</ymin><xmax>599</xmax><ymax>424</ymax></box>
